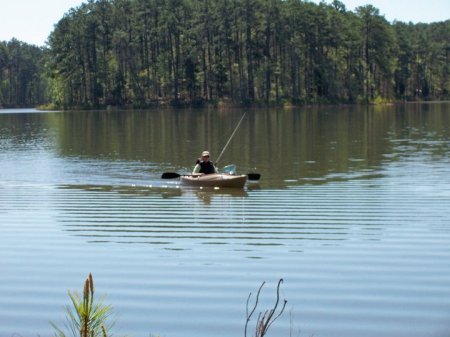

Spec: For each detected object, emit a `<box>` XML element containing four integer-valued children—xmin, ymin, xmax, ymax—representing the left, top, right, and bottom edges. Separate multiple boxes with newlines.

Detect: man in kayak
<box><xmin>192</xmin><ymin>151</ymin><xmax>218</xmax><ymax>175</ymax></box>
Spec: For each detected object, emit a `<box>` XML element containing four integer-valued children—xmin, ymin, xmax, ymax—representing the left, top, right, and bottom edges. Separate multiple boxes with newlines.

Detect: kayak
<box><xmin>180</xmin><ymin>173</ymin><xmax>247</xmax><ymax>188</ymax></box>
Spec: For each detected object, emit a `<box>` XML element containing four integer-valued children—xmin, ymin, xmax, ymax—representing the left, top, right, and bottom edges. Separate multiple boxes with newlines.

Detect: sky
<box><xmin>0</xmin><ymin>0</ymin><xmax>449</xmax><ymax>46</ymax></box>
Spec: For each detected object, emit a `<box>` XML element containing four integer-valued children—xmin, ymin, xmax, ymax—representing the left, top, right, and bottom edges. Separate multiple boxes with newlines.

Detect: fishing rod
<box><xmin>215</xmin><ymin>112</ymin><xmax>247</xmax><ymax>166</ymax></box>
<box><xmin>161</xmin><ymin>111</ymin><xmax>261</xmax><ymax>181</ymax></box>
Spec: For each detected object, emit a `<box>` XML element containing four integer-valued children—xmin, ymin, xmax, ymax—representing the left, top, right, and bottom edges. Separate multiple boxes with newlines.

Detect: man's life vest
<box><xmin>198</xmin><ymin>160</ymin><xmax>215</xmax><ymax>174</ymax></box>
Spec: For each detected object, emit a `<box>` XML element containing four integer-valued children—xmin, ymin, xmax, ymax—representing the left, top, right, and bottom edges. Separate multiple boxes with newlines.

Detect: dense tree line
<box><xmin>0</xmin><ymin>40</ymin><xmax>48</xmax><ymax>107</ymax></box>
<box><xmin>2</xmin><ymin>0</ymin><xmax>449</xmax><ymax>108</ymax></box>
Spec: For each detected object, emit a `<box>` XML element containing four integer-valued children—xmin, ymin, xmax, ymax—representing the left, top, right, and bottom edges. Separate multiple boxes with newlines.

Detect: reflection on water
<box><xmin>49</xmin><ymin>104</ymin><xmax>450</xmax><ymax>188</ymax></box>
<box><xmin>57</xmin><ymin>184</ymin><xmax>257</xmax><ymax>246</ymax></box>
<box><xmin>59</xmin><ymin>183</ymin><xmax>184</xmax><ymax>196</ymax></box>
<box><xmin>1</xmin><ymin>103</ymin><xmax>449</xmax><ymax>189</ymax></box>
<box><xmin>0</xmin><ymin>103</ymin><xmax>450</xmax><ymax>337</ymax></box>
<box><xmin>59</xmin><ymin>183</ymin><xmax>249</xmax><ymax>201</ymax></box>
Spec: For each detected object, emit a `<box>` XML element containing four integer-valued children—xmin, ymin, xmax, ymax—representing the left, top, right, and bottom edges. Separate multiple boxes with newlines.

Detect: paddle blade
<box><xmin>247</xmin><ymin>173</ymin><xmax>261</xmax><ymax>181</ymax></box>
<box><xmin>161</xmin><ymin>172</ymin><xmax>181</xmax><ymax>179</ymax></box>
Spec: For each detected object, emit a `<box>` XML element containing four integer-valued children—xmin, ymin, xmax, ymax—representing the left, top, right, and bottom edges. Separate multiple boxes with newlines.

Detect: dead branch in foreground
<box><xmin>245</xmin><ymin>279</ymin><xmax>288</xmax><ymax>337</ymax></box>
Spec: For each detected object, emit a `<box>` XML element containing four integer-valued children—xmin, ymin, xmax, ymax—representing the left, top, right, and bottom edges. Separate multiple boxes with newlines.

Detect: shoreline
<box><xmin>30</xmin><ymin>99</ymin><xmax>450</xmax><ymax>111</ymax></box>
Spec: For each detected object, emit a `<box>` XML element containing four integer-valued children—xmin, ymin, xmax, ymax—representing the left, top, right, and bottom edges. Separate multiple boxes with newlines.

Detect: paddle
<box><xmin>161</xmin><ymin>171</ymin><xmax>261</xmax><ymax>181</ymax></box>
<box><xmin>247</xmin><ymin>173</ymin><xmax>261</xmax><ymax>181</ymax></box>
<box><xmin>161</xmin><ymin>172</ymin><xmax>182</xmax><ymax>179</ymax></box>
<box><xmin>161</xmin><ymin>172</ymin><xmax>205</xmax><ymax>179</ymax></box>
<box><xmin>162</xmin><ymin>166</ymin><xmax>237</xmax><ymax>178</ymax></box>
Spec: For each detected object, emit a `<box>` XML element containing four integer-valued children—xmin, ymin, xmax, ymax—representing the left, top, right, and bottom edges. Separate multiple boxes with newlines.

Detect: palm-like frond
<box><xmin>51</xmin><ymin>273</ymin><xmax>114</xmax><ymax>337</ymax></box>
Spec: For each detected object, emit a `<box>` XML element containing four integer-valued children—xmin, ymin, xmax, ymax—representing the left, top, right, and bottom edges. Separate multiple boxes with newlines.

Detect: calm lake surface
<box><xmin>1</xmin><ymin>104</ymin><xmax>449</xmax><ymax>337</ymax></box>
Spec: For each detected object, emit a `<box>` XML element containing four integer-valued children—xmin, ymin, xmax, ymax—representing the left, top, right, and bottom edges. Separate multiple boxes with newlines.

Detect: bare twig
<box><xmin>261</xmin><ymin>279</ymin><xmax>288</xmax><ymax>334</ymax></box>
<box><xmin>245</xmin><ymin>279</ymin><xmax>287</xmax><ymax>337</ymax></box>
<box><xmin>245</xmin><ymin>281</ymin><xmax>266</xmax><ymax>337</ymax></box>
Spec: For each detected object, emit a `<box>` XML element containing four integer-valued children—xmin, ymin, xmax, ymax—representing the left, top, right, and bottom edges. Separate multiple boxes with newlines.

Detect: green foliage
<box><xmin>0</xmin><ymin>39</ymin><xmax>48</xmax><ymax>107</ymax></box>
<box><xmin>2</xmin><ymin>0</ymin><xmax>449</xmax><ymax>108</ymax></box>
<box><xmin>51</xmin><ymin>273</ymin><xmax>115</xmax><ymax>337</ymax></box>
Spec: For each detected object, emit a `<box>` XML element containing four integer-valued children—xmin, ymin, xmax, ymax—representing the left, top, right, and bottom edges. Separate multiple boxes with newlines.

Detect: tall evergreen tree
<box><xmin>32</xmin><ymin>0</ymin><xmax>449</xmax><ymax>108</ymax></box>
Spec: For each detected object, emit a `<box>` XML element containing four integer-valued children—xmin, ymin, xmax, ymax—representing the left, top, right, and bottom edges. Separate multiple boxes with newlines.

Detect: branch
<box><xmin>246</xmin><ymin>279</ymin><xmax>287</xmax><ymax>337</ymax></box>
<box><xmin>245</xmin><ymin>281</ymin><xmax>266</xmax><ymax>337</ymax></box>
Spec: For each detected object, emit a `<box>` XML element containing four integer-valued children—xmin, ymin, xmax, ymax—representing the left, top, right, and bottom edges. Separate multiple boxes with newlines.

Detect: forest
<box><xmin>0</xmin><ymin>0</ymin><xmax>449</xmax><ymax>109</ymax></box>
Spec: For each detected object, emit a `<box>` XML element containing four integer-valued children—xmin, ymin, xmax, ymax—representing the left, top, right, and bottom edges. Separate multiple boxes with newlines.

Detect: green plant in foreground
<box><xmin>50</xmin><ymin>274</ymin><xmax>285</xmax><ymax>337</ymax></box>
<box><xmin>51</xmin><ymin>273</ymin><xmax>114</xmax><ymax>337</ymax></box>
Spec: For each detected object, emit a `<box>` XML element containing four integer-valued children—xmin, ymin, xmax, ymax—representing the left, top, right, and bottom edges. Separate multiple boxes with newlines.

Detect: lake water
<box><xmin>0</xmin><ymin>104</ymin><xmax>449</xmax><ymax>337</ymax></box>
